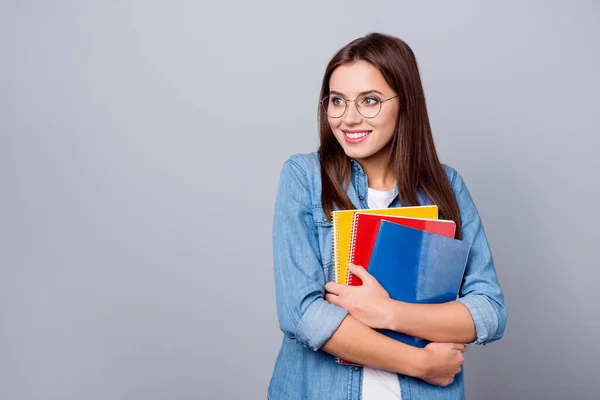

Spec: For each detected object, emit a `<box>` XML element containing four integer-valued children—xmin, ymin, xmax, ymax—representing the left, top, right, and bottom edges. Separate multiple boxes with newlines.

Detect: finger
<box><xmin>325</xmin><ymin>281</ymin><xmax>345</xmax><ymax>295</ymax></box>
<box><xmin>349</xmin><ymin>264</ymin><xmax>373</xmax><ymax>284</ymax></box>
<box><xmin>453</xmin><ymin>343</ymin><xmax>467</xmax><ymax>352</ymax></box>
<box><xmin>325</xmin><ymin>293</ymin><xmax>340</xmax><ymax>306</ymax></box>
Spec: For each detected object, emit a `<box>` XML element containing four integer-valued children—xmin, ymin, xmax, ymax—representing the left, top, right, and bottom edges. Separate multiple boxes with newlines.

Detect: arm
<box><xmin>326</xmin><ymin>265</ymin><xmax>476</xmax><ymax>343</ymax></box>
<box><xmin>386</xmin><ymin>300</ymin><xmax>476</xmax><ymax>343</ymax></box>
<box><xmin>272</xmin><ymin>157</ymin><xmax>465</xmax><ymax>385</ymax></box>
<box><xmin>450</xmin><ymin>169</ymin><xmax>507</xmax><ymax>345</ymax></box>
<box><xmin>322</xmin><ymin>314</ymin><xmax>423</xmax><ymax>375</ymax></box>
<box><xmin>321</xmin><ymin>313</ymin><xmax>467</xmax><ymax>386</ymax></box>
<box><xmin>272</xmin><ymin>158</ymin><xmax>349</xmax><ymax>353</ymax></box>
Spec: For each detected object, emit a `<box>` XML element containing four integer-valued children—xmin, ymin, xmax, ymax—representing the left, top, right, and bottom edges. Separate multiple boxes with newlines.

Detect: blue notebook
<box><xmin>368</xmin><ymin>220</ymin><xmax>471</xmax><ymax>348</ymax></box>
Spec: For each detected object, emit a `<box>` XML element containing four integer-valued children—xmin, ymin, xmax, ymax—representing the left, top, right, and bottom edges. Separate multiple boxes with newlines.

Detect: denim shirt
<box><xmin>268</xmin><ymin>152</ymin><xmax>506</xmax><ymax>400</ymax></box>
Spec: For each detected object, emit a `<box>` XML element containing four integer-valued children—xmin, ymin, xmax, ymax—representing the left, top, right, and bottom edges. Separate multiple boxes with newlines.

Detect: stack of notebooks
<box><xmin>330</xmin><ymin>205</ymin><xmax>472</xmax><ymax>366</ymax></box>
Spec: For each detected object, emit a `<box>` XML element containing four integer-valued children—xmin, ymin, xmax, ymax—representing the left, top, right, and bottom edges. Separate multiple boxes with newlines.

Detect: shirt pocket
<box><xmin>312</xmin><ymin>205</ymin><xmax>334</xmax><ymax>281</ymax></box>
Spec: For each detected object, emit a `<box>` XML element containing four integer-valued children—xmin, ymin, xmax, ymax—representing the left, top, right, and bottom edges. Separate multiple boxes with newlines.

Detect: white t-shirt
<box><xmin>362</xmin><ymin>187</ymin><xmax>402</xmax><ymax>399</ymax></box>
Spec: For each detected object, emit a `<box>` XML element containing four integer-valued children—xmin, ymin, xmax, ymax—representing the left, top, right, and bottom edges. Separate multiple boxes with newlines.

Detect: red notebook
<box><xmin>347</xmin><ymin>213</ymin><xmax>457</xmax><ymax>286</ymax></box>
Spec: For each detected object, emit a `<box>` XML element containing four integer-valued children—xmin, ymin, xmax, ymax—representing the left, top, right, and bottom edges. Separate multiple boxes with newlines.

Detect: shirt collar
<box><xmin>349</xmin><ymin>158</ymin><xmax>399</xmax><ymax>201</ymax></box>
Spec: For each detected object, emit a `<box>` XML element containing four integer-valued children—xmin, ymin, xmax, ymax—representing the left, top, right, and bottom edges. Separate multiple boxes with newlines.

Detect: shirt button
<box><xmin>354</xmin><ymin>366</ymin><xmax>359</xmax><ymax>371</ymax></box>
<box><xmin>358</xmin><ymin>195</ymin><xmax>365</xmax><ymax>201</ymax></box>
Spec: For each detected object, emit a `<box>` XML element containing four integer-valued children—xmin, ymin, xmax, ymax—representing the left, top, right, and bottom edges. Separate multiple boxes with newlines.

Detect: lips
<box><xmin>342</xmin><ymin>130</ymin><xmax>372</xmax><ymax>144</ymax></box>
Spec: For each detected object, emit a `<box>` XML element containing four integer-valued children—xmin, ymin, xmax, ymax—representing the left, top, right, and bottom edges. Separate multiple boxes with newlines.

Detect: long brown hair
<box><xmin>318</xmin><ymin>32</ymin><xmax>462</xmax><ymax>239</ymax></box>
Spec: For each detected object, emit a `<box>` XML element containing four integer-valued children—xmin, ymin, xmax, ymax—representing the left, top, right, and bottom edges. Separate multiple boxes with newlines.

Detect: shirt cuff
<box><xmin>457</xmin><ymin>295</ymin><xmax>499</xmax><ymax>345</ymax></box>
<box><xmin>295</xmin><ymin>298</ymin><xmax>349</xmax><ymax>351</ymax></box>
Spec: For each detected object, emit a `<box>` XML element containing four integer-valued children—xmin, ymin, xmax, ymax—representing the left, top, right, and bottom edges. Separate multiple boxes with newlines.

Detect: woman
<box><xmin>268</xmin><ymin>32</ymin><xmax>506</xmax><ymax>400</ymax></box>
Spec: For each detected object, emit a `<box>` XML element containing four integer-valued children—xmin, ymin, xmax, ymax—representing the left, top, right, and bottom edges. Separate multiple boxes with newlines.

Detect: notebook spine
<box><xmin>347</xmin><ymin>213</ymin><xmax>360</xmax><ymax>285</ymax></box>
<box><xmin>332</xmin><ymin>211</ymin><xmax>340</xmax><ymax>284</ymax></box>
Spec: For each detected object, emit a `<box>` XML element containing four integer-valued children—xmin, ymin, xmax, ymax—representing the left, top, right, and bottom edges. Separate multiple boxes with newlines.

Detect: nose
<box><xmin>343</xmin><ymin>100</ymin><xmax>362</xmax><ymax>125</ymax></box>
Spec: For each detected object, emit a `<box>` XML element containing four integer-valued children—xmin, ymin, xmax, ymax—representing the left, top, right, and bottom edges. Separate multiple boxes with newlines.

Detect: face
<box><xmin>326</xmin><ymin>60</ymin><xmax>399</xmax><ymax>162</ymax></box>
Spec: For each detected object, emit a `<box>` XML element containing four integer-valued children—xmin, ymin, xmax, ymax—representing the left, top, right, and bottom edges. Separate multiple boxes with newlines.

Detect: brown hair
<box><xmin>318</xmin><ymin>32</ymin><xmax>462</xmax><ymax>239</ymax></box>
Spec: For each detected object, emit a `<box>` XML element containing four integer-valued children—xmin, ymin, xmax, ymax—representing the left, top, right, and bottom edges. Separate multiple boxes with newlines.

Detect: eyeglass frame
<box><xmin>320</xmin><ymin>93</ymin><xmax>399</xmax><ymax>119</ymax></box>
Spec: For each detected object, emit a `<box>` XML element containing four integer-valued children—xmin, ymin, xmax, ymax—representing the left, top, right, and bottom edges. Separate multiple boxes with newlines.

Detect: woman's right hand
<box><xmin>417</xmin><ymin>342</ymin><xmax>468</xmax><ymax>386</ymax></box>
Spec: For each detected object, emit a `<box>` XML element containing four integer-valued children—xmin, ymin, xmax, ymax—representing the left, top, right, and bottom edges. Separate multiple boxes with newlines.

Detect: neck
<box><xmin>356</xmin><ymin>150</ymin><xmax>396</xmax><ymax>191</ymax></box>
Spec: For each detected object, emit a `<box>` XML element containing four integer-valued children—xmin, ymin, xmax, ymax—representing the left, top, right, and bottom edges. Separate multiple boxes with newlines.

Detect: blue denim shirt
<box><xmin>268</xmin><ymin>152</ymin><xmax>506</xmax><ymax>400</ymax></box>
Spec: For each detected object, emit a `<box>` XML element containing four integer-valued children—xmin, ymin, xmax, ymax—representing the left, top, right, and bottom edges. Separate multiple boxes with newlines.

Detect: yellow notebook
<box><xmin>332</xmin><ymin>205</ymin><xmax>438</xmax><ymax>285</ymax></box>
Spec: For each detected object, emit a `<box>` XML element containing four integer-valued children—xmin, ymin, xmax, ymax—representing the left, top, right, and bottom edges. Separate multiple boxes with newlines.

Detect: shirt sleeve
<box><xmin>272</xmin><ymin>157</ymin><xmax>348</xmax><ymax>351</ymax></box>
<box><xmin>451</xmin><ymin>169</ymin><xmax>507</xmax><ymax>345</ymax></box>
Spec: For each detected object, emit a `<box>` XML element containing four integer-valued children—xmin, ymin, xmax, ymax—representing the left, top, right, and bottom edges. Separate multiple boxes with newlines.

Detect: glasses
<box><xmin>320</xmin><ymin>93</ymin><xmax>399</xmax><ymax>118</ymax></box>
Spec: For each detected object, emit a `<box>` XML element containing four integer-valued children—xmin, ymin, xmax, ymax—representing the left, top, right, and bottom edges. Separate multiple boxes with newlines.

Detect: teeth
<box><xmin>345</xmin><ymin>131</ymin><xmax>370</xmax><ymax>139</ymax></box>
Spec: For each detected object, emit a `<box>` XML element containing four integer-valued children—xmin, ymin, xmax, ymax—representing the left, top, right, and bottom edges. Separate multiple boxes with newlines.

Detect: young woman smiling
<box><xmin>268</xmin><ymin>32</ymin><xmax>506</xmax><ymax>400</ymax></box>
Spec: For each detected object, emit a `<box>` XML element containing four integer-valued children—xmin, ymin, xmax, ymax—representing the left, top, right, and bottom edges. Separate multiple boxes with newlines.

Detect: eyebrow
<box><xmin>329</xmin><ymin>90</ymin><xmax>384</xmax><ymax>97</ymax></box>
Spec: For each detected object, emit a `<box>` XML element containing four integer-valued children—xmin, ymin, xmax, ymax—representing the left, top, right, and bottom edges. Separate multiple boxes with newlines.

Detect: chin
<box><xmin>341</xmin><ymin>146</ymin><xmax>375</xmax><ymax>161</ymax></box>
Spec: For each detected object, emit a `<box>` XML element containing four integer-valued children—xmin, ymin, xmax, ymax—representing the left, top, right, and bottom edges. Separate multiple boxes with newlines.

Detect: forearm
<box><xmin>386</xmin><ymin>300</ymin><xmax>476</xmax><ymax>343</ymax></box>
<box><xmin>321</xmin><ymin>314</ymin><xmax>424</xmax><ymax>377</ymax></box>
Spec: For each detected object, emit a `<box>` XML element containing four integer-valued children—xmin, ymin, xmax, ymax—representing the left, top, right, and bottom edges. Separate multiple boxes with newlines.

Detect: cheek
<box><xmin>328</xmin><ymin>117</ymin><xmax>341</xmax><ymax>130</ymax></box>
<box><xmin>374</xmin><ymin>115</ymin><xmax>397</xmax><ymax>138</ymax></box>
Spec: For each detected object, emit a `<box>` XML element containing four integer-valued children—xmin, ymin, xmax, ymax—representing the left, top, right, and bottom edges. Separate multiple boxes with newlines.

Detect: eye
<box><xmin>361</xmin><ymin>96</ymin><xmax>381</xmax><ymax>106</ymax></box>
<box><xmin>331</xmin><ymin>97</ymin><xmax>345</xmax><ymax>107</ymax></box>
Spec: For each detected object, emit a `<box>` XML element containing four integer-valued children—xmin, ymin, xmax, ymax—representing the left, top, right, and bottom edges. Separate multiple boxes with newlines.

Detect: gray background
<box><xmin>1</xmin><ymin>1</ymin><xmax>599</xmax><ymax>399</ymax></box>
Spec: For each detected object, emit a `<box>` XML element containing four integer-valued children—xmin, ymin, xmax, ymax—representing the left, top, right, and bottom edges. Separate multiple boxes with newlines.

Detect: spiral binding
<box><xmin>346</xmin><ymin>212</ymin><xmax>361</xmax><ymax>286</ymax></box>
<box><xmin>332</xmin><ymin>211</ymin><xmax>340</xmax><ymax>284</ymax></box>
<box><xmin>333</xmin><ymin>210</ymin><xmax>363</xmax><ymax>366</ymax></box>
<box><xmin>332</xmin><ymin>210</ymin><xmax>343</xmax><ymax>365</ymax></box>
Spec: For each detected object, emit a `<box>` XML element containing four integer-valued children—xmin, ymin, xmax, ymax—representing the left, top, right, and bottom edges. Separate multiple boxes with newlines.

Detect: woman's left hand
<box><xmin>325</xmin><ymin>264</ymin><xmax>394</xmax><ymax>330</ymax></box>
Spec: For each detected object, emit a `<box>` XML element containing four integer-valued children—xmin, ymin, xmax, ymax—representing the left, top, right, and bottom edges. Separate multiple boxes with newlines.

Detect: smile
<box><xmin>342</xmin><ymin>130</ymin><xmax>372</xmax><ymax>143</ymax></box>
